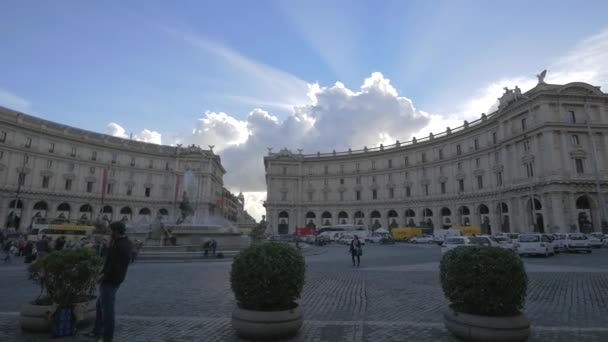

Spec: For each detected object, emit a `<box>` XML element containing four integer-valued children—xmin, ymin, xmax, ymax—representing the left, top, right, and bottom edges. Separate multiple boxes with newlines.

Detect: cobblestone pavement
<box><xmin>1</xmin><ymin>244</ymin><xmax>607</xmax><ymax>341</ymax></box>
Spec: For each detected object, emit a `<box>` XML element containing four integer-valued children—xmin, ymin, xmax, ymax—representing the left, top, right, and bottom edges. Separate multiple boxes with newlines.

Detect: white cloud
<box><xmin>191</xmin><ymin>111</ymin><xmax>248</xmax><ymax>152</ymax></box>
<box><xmin>241</xmin><ymin>191</ymin><xmax>267</xmax><ymax>222</ymax></box>
<box><xmin>106</xmin><ymin>122</ymin><xmax>162</xmax><ymax>145</ymax></box>
<box><xmin>0</xmin><ymin>89</ymin><xmax>31</xmax><ymax>112</ymax></box>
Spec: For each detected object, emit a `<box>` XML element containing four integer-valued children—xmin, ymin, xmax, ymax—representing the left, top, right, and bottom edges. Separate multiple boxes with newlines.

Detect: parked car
<box><xmin>491</xmin><ymin>235</ymin><xmax>516</xmax><ymax>251</ymax></box>
<box><xmin>552</xmin><ymin>233</ymin><xmax>568</xmax><ymax>252</ymax></box>
<box><xmin>565</xmin><ymin>233</ymin><xmax>591</xmax><ymax>253</ymax></box>
<box><xmin>585</xmin><ymin>234</ymin><xmax>603</xmax><ymax>248</ymax></box>
<box><xmin>368</xmin><ymin>232</ymin><xmax>390</xmax><ymax>243</ymax></box>
<box><xmin>517</xmin><ymin>234</ymin><xmax>555</xmax><ymax>257</ymax></box>
<box><xmin>441</xmin><ymin>236</ymin><xmax>474</xmax><ymax>255</ymax></box>
<box><xmin>542</xmin><ymin>234</ymin><xmax>560</xmax><ymax>254</ymax></box>
<box><xmin>409</xmin><ymin>235</ymin><xmax>435</xmax><ymax>244</ymax></box>
<box><xmin>589</xmin><ymin>232</ymin><xmax>605</xmax><ymax>242</ymax></box>
<box><xmin>474</xmin><ymin>235</ymin><xmax>502</xmax><ymax>248</ymax></box>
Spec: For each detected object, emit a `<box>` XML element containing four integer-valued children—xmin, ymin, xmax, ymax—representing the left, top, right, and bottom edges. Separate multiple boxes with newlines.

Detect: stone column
<box><xmin>432</xmin><ymin>207</ymin><xmax>442</xmax><ymax>233</ymax></box>
<box><xmin>490</xmin><ymin>200</ymin><xmax>500</xmax><ymax>235</ymax></box>
<box><xmin>550</xmin><ymin>192</ymin><xmax>566</xmax><ymax>233</ymax></box>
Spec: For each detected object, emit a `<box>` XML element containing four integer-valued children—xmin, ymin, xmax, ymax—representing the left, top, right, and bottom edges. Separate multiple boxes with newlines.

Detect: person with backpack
<box><xmin>349</xmin><ymin>235</ymin><xmax>363</xmax><ymax>267</ymax></box>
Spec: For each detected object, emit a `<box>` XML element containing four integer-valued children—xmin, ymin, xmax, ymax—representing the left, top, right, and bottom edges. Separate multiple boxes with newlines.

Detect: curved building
<box><xmin>264</xmin><ymin>78</ymin><xmax>608</xmax><ymax>235</ymax></box>
<box><xmin>0</xmin><ymin>107</ymin><xmax>226</xmax><ymax>230</ymax></box>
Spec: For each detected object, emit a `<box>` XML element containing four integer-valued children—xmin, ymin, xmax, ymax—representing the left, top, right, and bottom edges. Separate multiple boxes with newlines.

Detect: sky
<box><xmin>1</xmin><ymin>1</ymin><xmax>608</xmax><ymax>221</ymax></box>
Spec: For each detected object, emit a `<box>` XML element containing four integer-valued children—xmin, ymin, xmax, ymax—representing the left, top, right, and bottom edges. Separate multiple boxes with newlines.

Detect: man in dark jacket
<box><xmin>83</xmin><ymin>221</ymin><xmax>132</xmax><ymax>342</ymax></box>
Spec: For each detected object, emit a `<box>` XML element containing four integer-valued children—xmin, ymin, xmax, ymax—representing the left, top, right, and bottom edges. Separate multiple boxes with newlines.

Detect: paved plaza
<box><xmin>1</xmin><ymin>244</ymin><xmax>608</xmax><ymax>341</ymax></box>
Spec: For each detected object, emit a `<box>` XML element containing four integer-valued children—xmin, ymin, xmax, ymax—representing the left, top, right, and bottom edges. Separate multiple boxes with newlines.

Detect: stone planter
<box><xmin>20</xmin><ymin>297</ymin><xmax>97</xmax><ymax>332</ymax></box>
<box><xmin>443</xmin><ymin>308</ymin><xmax>530</xmax><ymax>342</ymax></box>
<box><xmin>19</xmin><ymin>302</ymin><xmax>56</xmax><ymax>332</ymax></box>
<box><xmin>232</xmin><ymin>304</ymin><xmax>303</xmax><ymax>340</ymax></box>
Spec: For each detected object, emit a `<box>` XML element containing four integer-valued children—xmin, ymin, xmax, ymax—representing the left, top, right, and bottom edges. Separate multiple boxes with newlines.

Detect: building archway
<box><xmin>457</xmin><ymin>206</ymin><xmax>471</xmax><ymax>226</ymax></box>
<box><xmin>305</xmin><ymin>211</ymin><xmax>316</xmax><ymax>229</ymax></box>
<box><xmin>421</xmin><ymin>208</ymin><xmax>433</xmax><ymax>229</ymax></box>
<box><xmin>79</xmin><ymin>204</ymin><xmax>93</xmax><ymax>222</ymax></box>
<box><xmin>321</xmin><ymin>211</ymin><xmax>332</xmax><ymax>226</ymax></box>
<box><xmin>54</xmin><ymin>202</ymin><xmax>71</xmax><ymax>223</ymax></box>
<box><xmin>405</xmin><ymin>209</ymin><xmax>416</xmax><ymax>227</ymax></box>
<box><xmin>575</xmin><ymin>195</ymin><xmax>594</xmax><ymax>233</ymax></box>
<box><xmin>32</xmin><ymin>201</ymin><xmax>48</xmax><ymax>224</ymax></box>
<box><xmin>354</xmin><ymin>211</ymin><xmax>365</xmax><ymax>226</ymax></box>
<box><xmin>6</xmin><ymin>199</ymin><xmax>24</xmax><ymax>228</ymax></box>
<box><xmin>440</xmin><ymin>207</ymin><xmax>452</xmax><ymax>229</ymax></box>
<box><xmin>120</xmin><ymin>206</ymin><xmax>133</xmax><ymax>222</ymax></box>
<box><xmin>102</xmin><ymin>205</ymin><xmax>113</xmax><ymax>221</ymax></box>
<box><xmin>278</xmin><ymin>211</ymin><xmax>289</xmax><ymax>234</ymax></box>
<box><xmin>338</xmin><ymin>211</ymin><xmax>348</xmax><ymax>225</ymax></box>
<box><xmin>525</xmin><ymin>198</ymin><xmax>544</xmax><ymax>233</ymax></box>
<box><xmin>387</xmin><ymin>210</ymin><xmax>398</xmax><ymax>230</ymax></box>
<box><xmin>370</xmin><ymin>210</ymin><xmax>382</xmax><ymax>230</ymax></box>
<box><xmin>478</xmin><ymin>204</ymin><xmax>491</xmax><ymax>234</ymax></box>
<box><xmin>497</xmin><ymin>202</ymin><xmax>510</xmax><ymax>232</ymax></box>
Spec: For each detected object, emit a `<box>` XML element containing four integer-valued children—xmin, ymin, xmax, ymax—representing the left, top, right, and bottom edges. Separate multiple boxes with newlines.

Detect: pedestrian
<box><xmin>349</xmin><ymin>235</ymin><xmax>362</xmax><ymax>267</ymax></box>
<box><xmin>54</xmin><ymin>236</ymin><xmax>66</xmax><ymax>251</ymax></box>
<box><xmin>36</xmin><ymin>235</ymin><xmax>49</xmax><ymax>260</ymax></box>
<box><xmin>203</xmin><ymin>240</ymin><xmax>210</xmax><ymax>257</ymax></box>
<box><xmin>210</xmin><ymin>239</ymin><xmax>217</xmax><ymax>257</ymax></box>
<box><xmin>3</xmin><ymin>241</ymin><xmax>15</xmax><ymax>264</ymax></box>
<box><xmin>17</xmin><ymin>237</ymin><xmax>25</xmax><ymax>257</ymax></box>
<box><xmin>130</xmin><ymin>240</ymin><xmax>140</xmax><ymax>263</ymax></box>
<box><xmin>82</xmin><ymin>221</ymin><xmax>132</xmax><ymax>342</ymax></box>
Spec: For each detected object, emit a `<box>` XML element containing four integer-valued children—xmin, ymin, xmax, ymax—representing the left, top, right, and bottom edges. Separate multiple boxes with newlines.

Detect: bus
<box><xmin>317</xmin><ymin>224</ymin><xmax>370</xmax><ymax>241</ymax></box>
<box><xmin>29</xmin><ymin>222</ymin><xmax>95</xmax><ymax>243</ymax></box>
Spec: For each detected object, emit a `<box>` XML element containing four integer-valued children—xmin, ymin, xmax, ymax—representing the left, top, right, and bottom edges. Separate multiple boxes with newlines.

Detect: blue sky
<box><xmin>1</xmin><ymin>1</ymin><xmax>608</xmax><ymax>219</ymax></box>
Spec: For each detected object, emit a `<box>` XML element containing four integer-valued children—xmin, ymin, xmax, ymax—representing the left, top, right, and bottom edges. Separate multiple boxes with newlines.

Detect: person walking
<box><xmin>210</xmin><ymin>239</ymin><xmax>217</xmax><ymax>257</ymax></box>
<box><xmin>349</xmin><ymin>235</ymin><xmax>362</xmax><ymax>267</ymax></box>
<box><xmin>83</xmin><ymin>221</ymin><xmax>132</xmax><ymax>342</ymax></box>
<box><xmin>3</xmin><ymin>241</ymin><xmax>15</xmax><ymax>264</ymax></box>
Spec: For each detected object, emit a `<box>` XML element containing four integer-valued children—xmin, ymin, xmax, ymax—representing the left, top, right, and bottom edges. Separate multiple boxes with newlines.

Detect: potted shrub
<box><xmin>230</xmin><ymin>242</ymin><xmax>306</xmax><ymax>340</ymax></box>
<box><xmin>440</xmin><ymin>246</ymin><xmax>529</xmax><ymax>342</ymax></box>
<box><xmin>20</xmin><ymin>248</ymin><xmax>102</xmax><ymax>333</ymax></box>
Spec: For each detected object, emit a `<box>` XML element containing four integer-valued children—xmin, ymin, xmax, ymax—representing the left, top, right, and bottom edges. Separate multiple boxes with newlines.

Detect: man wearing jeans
<box><xmin>83</xmin><ymin>221</ymin><xmax>132</xmax><ymax>342</ymax></box>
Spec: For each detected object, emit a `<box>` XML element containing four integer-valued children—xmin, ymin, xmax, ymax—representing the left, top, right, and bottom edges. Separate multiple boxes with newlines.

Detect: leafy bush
<box><xmin>440</xmin><ymin>246</ymin><xmax>527</xmax><ymax>316</ymax></box>
<box><xmin>28</xmin><ymin>248</ymin><xmax>102</xmax><ymax>307</ymax></box>
<box><xmin>231</xmin><ymin>242</ymin><xmax>305</xmax><ymax>311</ymax></box>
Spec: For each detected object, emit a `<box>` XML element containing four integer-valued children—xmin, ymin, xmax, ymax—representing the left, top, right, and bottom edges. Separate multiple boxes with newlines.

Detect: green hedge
<box><xmin>440</xmin><ymin>246</ymin><xmax>527</xmax><ymax>316</ymax></box>
<box><xmin>230</xmin><ymin>242</ymin><xmax>305</xmax><ymax>311</ymax></box>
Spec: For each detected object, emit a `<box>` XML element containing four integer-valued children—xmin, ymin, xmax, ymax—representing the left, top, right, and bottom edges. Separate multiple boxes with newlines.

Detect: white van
<box><xmin>517</xmin><ymin>234</ymin><xmax>555</xmax><ymax>257</ymax></box>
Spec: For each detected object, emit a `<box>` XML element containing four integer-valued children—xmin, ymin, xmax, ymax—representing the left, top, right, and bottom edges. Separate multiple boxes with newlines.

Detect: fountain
<box><xmin>133</xmin><ymin>169</ymin><xmax>251</xmax><ymax>260</ymax></box>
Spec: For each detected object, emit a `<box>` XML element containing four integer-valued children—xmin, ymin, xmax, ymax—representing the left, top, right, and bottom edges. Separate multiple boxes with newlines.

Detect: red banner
<box><xmin>100</xmin><ymin>168</ymin><xmax>108</xmax><ymax>205</ymax></box>
<box><xmin>295</xmin><ymin>227</ymin><xmax>315</xmax><ymax>236</ymax></box>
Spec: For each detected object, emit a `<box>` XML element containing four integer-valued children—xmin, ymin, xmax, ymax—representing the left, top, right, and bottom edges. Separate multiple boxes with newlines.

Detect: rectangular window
<box><xmin>523</xmin><ymin>140</ymin><xmax>530</xmax><ymax>151</ymax></box>
<box><xmin>575</xmin><ymin>159</ymin><xmax>584</xmax><ymax>174</ymax></box>
<box><xmin>521</xmin><ymin>118</ymin><xmax>527</xmax><ymax>130</ymax></box>
<box><xmin>372</xmin><ymin>189</ymin><xmax>378</xmax><ymax>199</ymax></box>
<box><xmin>25</xmin><ymin>137</ymin><xmax>32</xmax><ymax>148</ymax></box>
<box><xmin>48</xmin><ymin>159</ymin><xmax>54</xmax><ymax>168</ymax></box>
<box><xmin>23</xmin><ymin>155</ymin><xmax>29</xmax><ymax>165</ymax></box>
<box><xmin>406</xmin><ymin>186</ymin><xmax>411</xmax><ymax>197</ymax></box>
<box><xmin>282</xmin><ymin>192</ymin><xmax>288</xmax><ymax>201</ymax></box>
<box><xmin>441</xmin><ymin>182</ymin><xmax>446</xmax><ymax>194</ymax></box>
<box><xmin>389</xmin><ymin>188</ymin><xmax>394</xmax><ymax>198</ymax></box>
<box><xmin>86</xmin><ymin>181</ymin><xmax>93</xmax><ymax>193</ymax></box>
<box><xmin>474</xmin><ymin>138</ymin><xmax>479</xmax><ymax>150</ymax></box>
<box><xmin>526</xmin><ymin>163</ymin><xmax>534</xmax><ymax>178</ymax></box>
<box><xmin>165</xmin><ymin>162</ymin><xmax>170</xmax><ymax>171</ymax></box>
<box><xmin>356</xmin><ymin>176</ymin><xmax>361</xmax><ymax>185</ymax></box>
<box><xmin>282</xmin><ymin>166</ymin><xmax>287</xmax><ymax>175</ymax></box>
<box><xmin>340</xmin><ymin>192</ymin><xmax>344</xmax><ymax>201</ymax></box>
<box><xmin>65</xmin><ymin>179</ymin><xmax>72</xmax><ymax>191</ymax></box>
<box><xmin>130</xmin><ymin>157</ymin><xmax>136</xmax><ymax>167</ymax></box>
<box><xmin>572</xmin><ymin>135</ymin><xmax>579</xmax><ymax>145</ymax></box>
<box><xmin>49</xmin><ymin>142</ymin><xmax>55</xmax><ymax>153</ymax></box>
<box><xmin>476</xmin><ymin>158</ymin><xmax>480</xmax><ymax>168</ymax></box>
<box><xmin>495</xmin><ymin>152</ymin><xmax>500</xmax><ymax>163</ymax></box>
<box><xmin>340</xmin><ymin>178</ymin><xmax>344</xmax><ymax>185</ymax></box>
<box><xmin>388</xmin><ymin>173</ymin><xmax>393</xmax><ymax>181</ymax></box>
<box><xmin>0</xmin><ymin>131</ymin><xmax>6</xmax><ymax>143</ymax></box>
<box><xmin>492</xmin><ymin>132</ymin><xmax>497</xmax><ymax>145</ymax></box>
<box><xmin>127</xmin><ymin>186</ymin><xmax>133</xmax><ymax>196</ymax></box>
<box><xmin>145</xmin><ymin>187</ymin><xmax>151</xmax><ymax>197</ymax></box>
<box><xmin>91</xmin><ymin>151</ymin><xmax>97</xmax><ymax>161</ymax></box>
<box><xmin>372</xmin><ymin>175</ymin><xmax>376</xmax><ymax>183</ymax></box>
<box><xmin>17</xmin><ymin>173</ymin><xmax>26</xmax><ymax>187</ymax></box>
<box><xmin>457</xmin><ymin>162</ymin><xmax>462</xmax><ymax>170</ymax></box>
<box><xmin>324</xmin><ymin>165</ymin><xmax>329</xmax><ymax>174</ymax></box>
<box><xmin>148</xmin><ymin>160</ymin><xmax>154</xmax><ymax>169</ymax></box>
<box><xmin>107</xmin><ymin>183</ymin><xmax>113</xmax><ymax>195</ymax></box>
<box><xmin>372</xmin><ymin>161</ymin><xmax>376</xmax><ymax>170</ymax></box>
<box><xmin>388</xmin><ymin>159</ymin><xmax>392</xmax><ymax>168</ymax></box>
<box><xmin>477</xmin><ymin>176</ymin><xmax>483</xmax><ymax>189</ymax></box>
<box><xmin>307</xmin><ymin>192</ymin><xmax>313</xmax><ymax>202</ymax></box>
<box><xmin>569</xmin><ymin>110</ymin><xmax>576</xmax><ymax>124</ymax></box>
<box><xmin>459</xmin><ymin>179</ymin><xmax>465</xmax><ymax>192</ymax></box>
<box><xmin>70</xmin><ymin>147</ymin><xmax>77</xmax><ymax>157</ymax></box>
<box><xmin>424</xmin><ymin>184</ymin><xmax>429</xmax><ymax>196</ymax></box>
<box><xmin>0</xmin><ymin>151</ymin><xmax>3</xmax><ymax>159</ymax></box>
<box><xmin>356</xmin><ymin>190</ymin><xmax>361</xmax><ymax>200</ymax></box>
<box><xmin>42</xmin><ymin>176</ymin><xmax>50</xmax><ymax>189</ymax></box>
<box><xmin>497</xmin><ymin>172</ymin><xmax>503</xmax><ymax>186</ymax></box>
<box><xmin>439</xmin><ymin>149</ymin><xmax>443</xmax><ymax>160</ymax></box>
<box><xmin>404</xmin><ymin>156</ymin><xmax>409</xmax><ymax>166</ymax></box>
<box><xmin>456</xmin><ymin>144</ymin><xmax>462</xmax><ymax>155</ymax></box>
<box><xmin>111</xmin><ymin>153</ymin><xmax>117</xmax><ymax>164</ymax></box>
<box><xmin>421</xmin><ymin>153</ymin><xmax>426</xmax><ymax>163</ymax></box>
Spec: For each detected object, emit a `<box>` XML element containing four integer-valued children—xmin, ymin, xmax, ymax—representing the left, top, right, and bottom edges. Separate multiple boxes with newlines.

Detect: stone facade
<box><xmin>264</xmin><ymin>79</ymin><xmax>608</xmax><ymax>235</ymax></box>
<box><xmin>0</xmin><ymin>106</ymin><xmax>226</xmax><ymax>230</ymax></box>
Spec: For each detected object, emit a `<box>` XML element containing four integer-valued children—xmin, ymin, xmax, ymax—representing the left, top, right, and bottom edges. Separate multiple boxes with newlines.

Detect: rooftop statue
<box><xmin>536</xmin><ymin>69</ymin><xmax>547</xmax><ymax>84</ymax></box>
